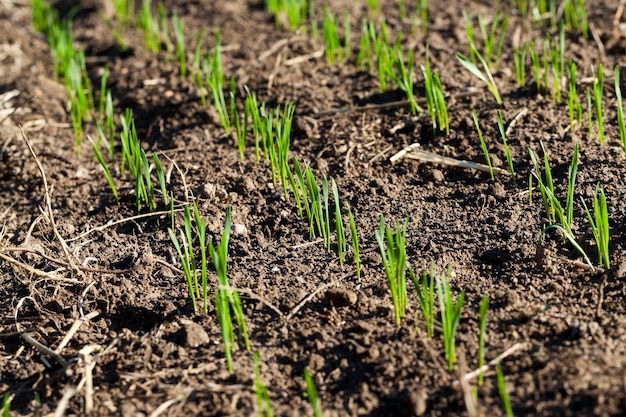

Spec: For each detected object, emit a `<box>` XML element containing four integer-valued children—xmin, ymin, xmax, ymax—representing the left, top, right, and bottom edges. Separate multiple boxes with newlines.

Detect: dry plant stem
<box><xmin>15</xmin><ymin>297</ymin><xmax>70</xmax><ymax>368</ymax></box>
<box><xmin>149</xmin><ymin>390</ymin><xmax>194</xmax><ymax>417</ymax></box>
<box><xmin>257</xmin><ymin>34</ymin><xmax>309</xmax><ymax>61</ymax></box>
<box><xmin>505</xmin><ymin>107</ymin><xmax>529</xmax><ymax>137</ymax></box>
<box><xmin>392</xmin><ymin>145</ymin><xmax>510</xmax><ymax>175</ymax></box>
<box><xmin>615</xmin><ymin>0</ymin><xmax>626</xmax><ymax>27</ymax></box>
<box><xmin>0</xmin><ymin>251</ymin><xmax>70</xmax><ymax>279</ymax></box>
<box><xmin>369</xmin><ymin>144</ymin><xmax>393</xmax><ymax>165</ymax></box>
<box><xmin>390</xmin><ymin>143</ymin><xmax>420</xmax><ymax>163</ymax></box>
<box><xmin>3</xmin><ymin>246</ymin><xmax>133</xmax><ymax>274</ymax></box>
<box><xmin>20</xmin><ymin>126</ymin><xmax>78</xmax><ymax>272</ymax></box>
<box><xmin>66</xmin><ymin>208</ymin><xmax>186</xmax><ymax>242</ymax></box>
<box><xmin>54</xmin><ymin>342</ymin><xmax>113</xmax><ymax>417</ymax></box>
<box><xmin>460</xmin><ymin>342</ymin><xmax>530</xmax><ymax>383</ymax></box>
<box><xmin>54</xmin><ymin>311</ymin><xmax>100</xmax><ymax>355</ymax></box>
<box><xmin>292</xmin><ymin>238</ymin><xmax>325</xmax><ymax>249</ymax></box>
<box><xmin>456</xmin><ymin>351</ymin><xmax>477</xmax><ymax>417</ymax></box>
<box><xmin>285</xmin><ymin>48</ymin><xmax>325</xmax><ymax>66</ymax></box>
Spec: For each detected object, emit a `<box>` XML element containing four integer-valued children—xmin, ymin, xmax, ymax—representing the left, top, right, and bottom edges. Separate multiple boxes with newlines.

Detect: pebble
<box><xmin>231</xmin><ymin>223</ymin><xmax>247</xmax><ymax>236</ymax></box>
<box><xmin>178</xmin><ymin>318</ymin><xmax>210</xmax><ymax>347</ymax></box>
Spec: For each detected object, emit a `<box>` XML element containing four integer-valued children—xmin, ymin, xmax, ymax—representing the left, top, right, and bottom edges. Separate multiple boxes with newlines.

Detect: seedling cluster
<box><xmin>25</xmin><ymin>0</ymin><xmax>625</xmax><ymax>414</ymax></box>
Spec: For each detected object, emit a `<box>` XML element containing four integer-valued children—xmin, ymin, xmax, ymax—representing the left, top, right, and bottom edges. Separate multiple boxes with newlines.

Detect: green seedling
<box><xmin>616</xmin><ymin>66</ymin><xmax>626</xmax><ymax>153</ymax></box>
<box><xmin>513</xmin><ymin>42</ymin><xmax>528</xmax><ymax>87</ymax></box>
<box><xmin>172</xmin><ymin>13</ymin><xmax>187</xmax><ymax>77</ymax></box>
<box><xmin>593</xmin><ymin>64</ymin><xmax>605</xmax><ymax>145</ymax></box>
<box><xmin>376</xmin><ymin>216</ymin><xmax>409</xmax><ymax>325</ymax></box>
<box><xmin>586</xmin><ymin>88</ymin><xmax>593</xmax><ymax>140</ymax></box>
<box><xmin>303</xmin><ymin>369</ymin><xmax>322</xmax><ymax>417</ymax></box>
<box><xmin>227</xmin><ymin>76</ymin><xmax>248</xmax><ymax>161</ymax></box>
<box><xmin>496</xmin><ymin>362</ymin><xmax>514</xmax><ymax>417</ymax></box>
<box><xmin>528</xmin><ymin>142</ymin><xmax>577</xmax><ymax>234</ymax></box>
<box><xmin>167</xmin><ymin>200</ymin><xmax>216</xmax><ymax>314</ymax></box>
<box><xmin>65</xmin><ymin>52</ymin><xmax>95</xmax><ymax>151</ymax></box>
<box><xmin>293</xmin><ymin>159</ymin><xmax>313</xmax><ymax>221</ymax></box>
<box><xmin>356</xmin><ymin>19</ymin><xmax>373</xmax><ymax>72</ymax></box>
<box><xmin>363</xmin><ymin>20</ymin><xmax>402</xmax><ymax>92</ymax></box>
<box><xmin>292</xmin><ymin>164</ymin><xmax>349</xmax><ymax>262</ymax></box>
<box><xmin>103</xmin><ymin>17</ymin><xmax>130</xmax><ymax>53</ymax></box>
<box><xmin>261</xmin><ymin>103</ymin><xmax>296</xmax><ymax>196</ymax></box>
<box><xmin>581</xmin><ymin>184</ymin><xmax>610</xmax><ymax>269</ymax></box>
<box><xmin>549</xmin><ymin>29</ymin><xmax>563</xmax><ymax>103</ymax></box>
<box><xmin>398</xmin><ymin>0</ymin><xmax>406</xmax><ymax>19</ymax></box>
<box><xmin>321</xmin><ymin>176</ymin><xmax>331</xmax><ymax>251</ymax></box>
<box><xmin>409</xmin><ymin>263</ymin><xmax>436</xmax><ymax>339</ymax></box>
<box><xmin>390</xmin><ymin>49</ymin><xmax>419</xmax><ymax>115</ymax></box>
<box><xmin>112</xmin><ymin>0</ymin><xmax>135</xmax><ymax>24</ymax></box>
<box><xmin>464</xmin><ymin>11</ymin><xmax>507</xmax><ymax>70</ymax></box>
<box><xmin>331</xmin><ymin>179</ymin><xmax>346</xmax><ymax>264</ymax></box>
<box><xmin>192</xmin><ymin>28</ymin><xmax>205</xmax><ymax>78</ymax></box>
<box><xmin>158</xmin><ymin>2</ymin><xmax>173</xmax><ymax>58</ymax></box>
<box><xmin>322</xmin><ymin>6</ymin><xmax>344</xmax><ymax>65</ymax></box>
<box><xmin>348</xmin><ymin>208</ymin><xmax>361</xmax><ymax>281</ymax></box>
<box><xmin>89</xmin><ymin>133</ymin><xmax>119</xmax><ymax>204</ymax></box>
<box><xmin>305</xmin><ymin>164</ymin><xmax>326</xmax><ymax>241</ymax></box>
<box><xmin>168</xmin><ymin>205</ymin><xmax>199</xmax><ymax>313</ymax></box>
<box><xmin>47</xmin><ymin>17</ymin><xmax>74</xmax><ymax>80</ymax></box>
<box><xmin>567</xmin><ymin>59</ymin><xmax>582</xmax><ymax>129</ymax></box>
<box><xmin>97</xmin><ymin>66</ymin><xmax>109</xmax><ymax>129</ymax></box>
<box><xmin>436</xmin><ymin>265</ymin><xmax>464</xmax><ymax>371</ymax></box>
<box><xmin>253</xmin><ymin>352</ymin><xmax>274</xmax><ymax>417</ymax></box>
<box><xmin>208</xmin><ymin>72</ymin><xmax>231</xmax><ymax>134</ymax></box>
<box><xmin>139</xmin><ymin>0</ymin><xmax>161</xmax><ymax>53</ymax></box>
<box><xmin>456</xmin><ymin>52</ymin><xmax>502</xmax><ymax>105</ymax></box>
<box><xmin>422</xmin><ymin>46</ymin><xmax>449</xmax><ymax>133</ymax></box>
<box><xmin>244</xmin><ymin>87</ymin><xmax>264</xmax><ymax>161</ymax></box>
<box><xmin>529</xmin><ymin>42</ymin><xmax>543</xmax><ymax>94</ymax></box>
<box><xmin>310</xmin><ymin>19</ymin><xmax>319</xmax><ymax>40</ymax></box>
<box><xmin>472</xmin><ymin>110</ymin><xmax>494</xmax><ymax>180</ymax></box>
<box><xmin>120</xmin><ymin>109</ymin><xmax>164</xmax><ymax>211</ymax></box>
<box><xmin>529</xmin><ymin>143</ymin><xmax>592</xmax><ymax>266</ymax></box>
<box><xmin>497</xmin><ymin>110</ymin><xmax>516</xmax><ymax>184</ymax></box>
<box><xmin>2</xmin><ymin>393</ymin><xmax>10</xmax><ymax>417</ymax></box>
<box><xmin>511</xmin><ymin>0</ymin><xmax>529</xmax><ymax>16</ymax></box>
<box><xmin>463</xmin><ymin>11</ymin><xmax>476</xmax><ymax>63</ymax></box>
<box><xmin>266</xmin><ymin>0</ymin><xmax>307</xmax><ymax>30</ymax></box>
<box><xmin>203</xmin><ymin>30</ymin><xmax>226</xmax><ymax>115</ymax></box>
<box><xmin>476</xmin><ymin>11</ymin><xmax>508</xmax><ymax>70</ymax></box>
<box><xmin>371</xmin><ymin>20</ymin><xmax>391</xmax><ymax>91</ymax></box>
<box><xmin>103</xmin><ymin>90</ymin><xmax>115</xmax><ymax>154</ymax></box>
<box><xmin>417</xmin><ymin>0</ymin><xmax>428</xmax><ymax>34</ymax></box>
<box><xmin>31</xmin><ymin>0</ymin><xmax>56</xmax><ymax>33</ymax></box>
<box><xmin>367</xmin><ymin>0</ymin><xmax>379</xmax><ymax>15</ymax></box>
<box><xmin>190</xmin><ymin>201</ymin><xmax>209</xmax><ymax>314</ymax></box>
<box><xmin>210</xmin><ymin>206</ymin><xmax>250</xmax><ymax>373</ymax></box>
<box><xmin>153</xmin><ymin>152</ymin><xmax>169</xmax><ymax>206</ymax></box>
<box><xmin>477</xmin><ymin>295</ymin><xmax>489</xmax><ymax>386</ymax></box>
<box><xmin>563</xmin><ymin>0</ymin><xmax>588</xmax><ymax>37</ymax></box>
<box><xmin>528</xmin><ymin>27</ymin><xmax>564</xmax><ymax>102</ymax></box>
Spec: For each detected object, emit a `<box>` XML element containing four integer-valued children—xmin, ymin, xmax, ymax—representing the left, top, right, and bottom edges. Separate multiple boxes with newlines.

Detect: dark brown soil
<box><xmin>1</xmin><ymin>1</ymin><xmax>626</xmax><ymax>416</ymax></box>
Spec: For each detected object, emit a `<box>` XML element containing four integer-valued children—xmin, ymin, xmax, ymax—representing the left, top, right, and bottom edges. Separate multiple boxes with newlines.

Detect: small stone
<box><xmin>427</xmin><ymin>169</ymin><xmax>445</xmax><ymax>183</ymax></box>
<box><xmin>179</xmin><ymin>319</ymin><xmax>210</xmax><ymax>347</ymax></box>
<box><xmin>231</xmin><ymin>223</ymin><xmax>247</xmax><ymax>236</ymax></box>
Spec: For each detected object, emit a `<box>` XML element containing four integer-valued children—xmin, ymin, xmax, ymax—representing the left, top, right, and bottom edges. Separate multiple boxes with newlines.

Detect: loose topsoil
<box><xmin>1</xmin><ymin>0</ymin><xmax>626</xmax><ymax>416</ymax></box>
